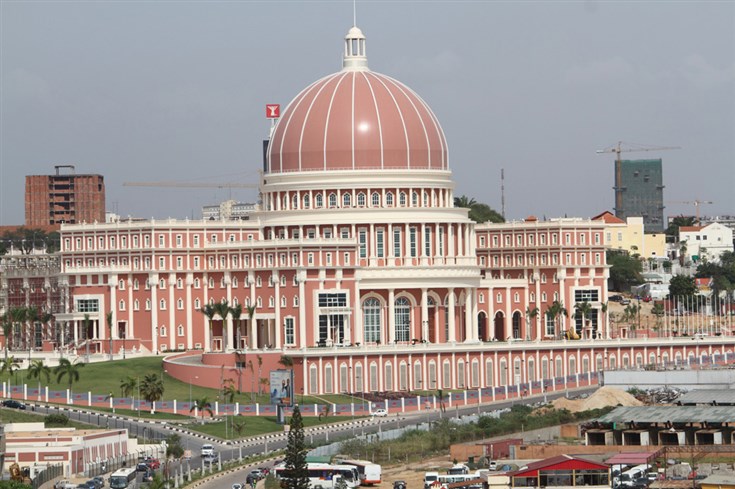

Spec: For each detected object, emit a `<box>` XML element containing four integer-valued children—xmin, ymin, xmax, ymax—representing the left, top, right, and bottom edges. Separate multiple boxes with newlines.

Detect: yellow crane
<box><xmin>596</xmin><ymin>141</ymin><xmax>680</xmax><ymax>216</ymax></box>
<box><xmin>667</xmin><ymin>199</ymin><xmax>714</xmax><ymax>222</ymax></box>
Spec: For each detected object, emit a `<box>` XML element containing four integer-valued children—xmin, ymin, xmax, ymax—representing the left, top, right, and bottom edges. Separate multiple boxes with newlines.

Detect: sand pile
<box><xmin>552</xmin><ymin>386</ymin><xmax>643</xmax><ymax>412</ymax></box>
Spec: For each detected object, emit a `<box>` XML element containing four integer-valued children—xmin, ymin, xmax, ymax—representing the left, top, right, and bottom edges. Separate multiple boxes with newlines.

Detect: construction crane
<box><xmin>667</xmin><ymin>199</ymin><xmax>714</xmax><ymax>222</ymax></box>
<box><xmin>596</xmin><ymin>141</ymin><xmax>681</xmax><ymax>218</ymax></box>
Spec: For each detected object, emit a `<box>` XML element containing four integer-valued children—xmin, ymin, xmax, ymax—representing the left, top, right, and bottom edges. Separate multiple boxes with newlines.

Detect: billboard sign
<box><xmin>270</xmin><ymin>369</ymin><xmax>293</xmax><ymax>405</ymax></box>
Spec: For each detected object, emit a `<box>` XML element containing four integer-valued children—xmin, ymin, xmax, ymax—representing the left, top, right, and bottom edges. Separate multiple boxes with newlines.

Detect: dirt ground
<box><xmin>376</xmin><ymin>455</ymin><xmax>452</xmax><ymax>489</ymax></box>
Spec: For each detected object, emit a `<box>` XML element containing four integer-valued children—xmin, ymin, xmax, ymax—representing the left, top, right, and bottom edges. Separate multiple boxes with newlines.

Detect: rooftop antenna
<box><xmin>353</xmin><ymin>0</ymin><xmax>357</xmax><ymax>26</ymax></box>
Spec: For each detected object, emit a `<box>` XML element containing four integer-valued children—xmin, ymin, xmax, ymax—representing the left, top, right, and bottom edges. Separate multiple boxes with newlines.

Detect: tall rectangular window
<box><xmin>285</xmin><ymin>318</ymin><xmax>295</xmax><ymax>345</ymax></box>
<box><xmin>409</xmin><ymin>227</ymin><xmax>417</xmax><ymax>257</ymax></box>
<box><xmin>438</xmin><ymin>226</ymin><xmax>444</xmax><ymax>255</ymax></box>
<box><xmin>359</xmin><ymin>229</ymin><xmax>367</xmax><ymax>258</ymax></box>
<box><xmin>393</xmin><ymin>228</ymin><xmax>401</xmax><ymax>257</ymax></box>
<box><xmin>424</xmin><ymin>227</ymin><xmax>431</xmax><ymax>256</ymax></box>
<box><xmin>376</xmin><ymin>228</ymin><xmax>384</xmax><ymax>257</ymax></box>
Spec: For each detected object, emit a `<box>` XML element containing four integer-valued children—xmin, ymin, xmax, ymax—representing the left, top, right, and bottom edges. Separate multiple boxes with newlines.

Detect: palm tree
<box><xmin>200</xmin><ymin>303</ymin><xmax>216</xmax><ymax>352</ymax></box>
<box><xmin>106</xmin><ymin>311</ymin><xmax>114</xmax><ymax>361</ymax></box>
<box><xmin>230</xmin><ymin>303</ymin><xmax>243</xmax><ymax>351</ymax></box>
<box><xmin>600</xmin><ymin>302</ymin><xmax>609</xmax><ymax>339</ymax></box>
<box><xmin>247</xmin><ymin>360</ymin><xmax>255</xmax><ymax>402</ymax></box>
<box><xmin>1</xmin><ymin>313</ymin><xmax>12</xmax><ymax>361</ymax></box>
<box><xmin>190</xmin><ymin>396</ymin><xmax>213</xmax><ymax>424</ymax></box>
<box><xmin>0</xmin><ymin>356</ymin><xmax>21</xmax><ymax>382</ymax></box>
<box><xmin>212</xmin><ymin>300</ymin><xmax>231</xmax><ymax>351</ymax></box>
<box><xmin>222</xmin><ymin>379</ymin><xmax>237</xmax><ymax>404</ymax></box>
<box><xmin>545</xmin><ymin>301</ymin><xmax>568</xmax><ymax>339</ymax></box>
<box><xmin>278</xmin><ymin>355</ymin><xmax>294</xmax><ymax>368</ymax></box>
<box><xmin>55</xmin><ymin>358</ymin><xmax>84</xmax><ymax>391</ymax></box>
<box><xmin>10</xmin><ymin>307</ymin><xmax>27</xmax><ymax>352</ymax></box>
<box><xmin>246</xmin><ymin>305</ymin><xmax>257</xmax><ymax>349</ymax></box>
<box><xmin>524</xmin><ymin>307</ymin><xmax>539</xmax><ymax>341</ymax></box>
<box><xmin>574</xmin><ymin>301</ymin><xmax>594</xmax><ymax>338</ymax></box>
<box><xmin>257</xmin><ymin>355</ymin><xmax>263</xmax><ymax>395</ymax></box>
<box><xmin>119</xmin><ymin>376</ymin><xmax>138</xmax><ymax>398</ymax></box>
<box><xmin>139</xmin><ymin>373</ymin><xmax>165</xmax><ymax>412</ymax></box>
<box><xmin>39</xmin><ymin>312</ymin><xmax>53</xmax><ymax>346</ymax></box>
<box><xmin>232</xmin><ymin>418</ymin><xmax>246</xmax><ymax>438</ymax></box>
<box><xmin>453</xmin><ymin>195</ymin><xmax>477</xmax><ymax>208</ymax></box>
<box><xmin>259</xmin><ymin>377</ymin><xmax>269</xmax><ymax>398</ymax></box>
<box><xmin>652</xmin><ymin>303</ymin><xmax>665</xmax><ymax>335</ymax></box>
<box><xmin>28</xmin><ymin>359</ymin><xmax>51</xmax><ymax>383</ymax></box>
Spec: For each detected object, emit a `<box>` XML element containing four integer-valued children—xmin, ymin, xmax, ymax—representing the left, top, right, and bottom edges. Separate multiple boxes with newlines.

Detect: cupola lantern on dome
<box><xmin>343</xmin><ymin>26</ymin><xmax>368</xmax><ymax>71</ymax></box>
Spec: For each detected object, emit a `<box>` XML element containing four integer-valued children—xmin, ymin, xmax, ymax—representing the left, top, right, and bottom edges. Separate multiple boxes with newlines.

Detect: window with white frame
<box><xmin>399</xmin><ymin>192</ymin><xmax>407</xmax><ymax>206</ymax></box>
<box><xmin>329</xmin><ymin>193</ymin><xmax>337</xmax><ymax>207</ymax></box>
<box><xmin>363</xmin><ymin>298</ymin><xmax>381</xmax><ymax>343</ymax></box>
<box><xmin>409</xmin><ymin>227</ymin><xmax>417</xmax><ymax>257</ymax></box>
<box><xmin>386</xmin><ymin>192</ymin><xmax>394</xmax><ymax>206</ymax></box>
<box><xmin>343</xmin><ymin>193</ymin><xmax>351</xmax><ymax>207</ymax></box>
<box><xmin>376</xmin><ymin>229</ymin><xmax>384</xmax><ymax>258</ymax></box>
<box><xmin>371</xmin><ymin>192</ymin><xmax>380</xmax><ymax>206</ymax></box>
<box><xmin>285</xmin><ymin>317</ymin><xmax>295</xmax><ymax>345</ymax></box>
<box><xmin>393</xmin><ymin>228</ymin><xmax>401</xmax><ymax>257</ymax></box>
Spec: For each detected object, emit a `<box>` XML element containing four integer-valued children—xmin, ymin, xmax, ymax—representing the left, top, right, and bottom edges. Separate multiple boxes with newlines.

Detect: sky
<box><xmin>1</xmin><ymin>0</ymin><xmax>734</xmax><ymax>225</ymax></box>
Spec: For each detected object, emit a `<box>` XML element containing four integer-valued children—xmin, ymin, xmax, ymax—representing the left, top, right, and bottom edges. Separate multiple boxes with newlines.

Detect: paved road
<box><xmin>15</xmin><ymin>384</ymin><xmax>596</xmax><ymax>486</ymax></box>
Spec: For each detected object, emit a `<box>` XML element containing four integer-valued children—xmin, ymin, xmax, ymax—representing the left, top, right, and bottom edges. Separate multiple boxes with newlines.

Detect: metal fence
<box><xmin>32</xmin><ymin>464</ymin><xmax>63</xmax><ymax>489</ymax></box>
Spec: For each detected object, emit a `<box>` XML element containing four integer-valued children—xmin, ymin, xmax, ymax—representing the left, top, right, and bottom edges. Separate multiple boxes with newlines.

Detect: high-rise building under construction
<box><xmin>614</xmin><ymin>158</ymin><xmax>664</xmax><ymax>233</ymax></box>
<box><xmin>25</xmin><ymin>165</ymin><xmax>105</xmax><ymax>226</ymax></box>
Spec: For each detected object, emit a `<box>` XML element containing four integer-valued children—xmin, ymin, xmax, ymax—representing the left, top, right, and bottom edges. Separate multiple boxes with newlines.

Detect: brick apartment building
<box><xmin>25</xmin><ymin>165</ymin><xmax>105</xmax><ymax>226</ymax></box>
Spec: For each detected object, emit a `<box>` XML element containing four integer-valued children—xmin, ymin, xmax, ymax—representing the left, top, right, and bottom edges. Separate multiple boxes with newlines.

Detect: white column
<box><xmin>421</xmin><ymin>288</ymin><xmax>429</xmax><ymax>341</ymax></box>
<box><xmin>127</xmin><ymin>278</ymin><xmax>134</xmax><ymax>339</ymax></box>
<box><xmin>354</xmin><ymin>281</ymin><xmax>362</xmax><ymax>345</ymax></box>
<box><xmin>109</xmin><ymin>280</ymin><xmax>117</xmax><ymax>339</ymax></box>
<box><xmin>225</xmin><ymin>272</ymin><xmax>233</xmax><ymax>351</ymax></box>
<box><xmin>203</xmin><ymin>274</ymin><xmax>210</xmax><ymax>351</ymax></box>
<box><xmin>388</xmin><ymin>289</ymin><xmax>395</xmax><ymax>344</ymax></box>
<box><xmin>274</xmin><ymin>273</ymin><xmax>282</xmax><ymax>348</ymax></box>
<box><xmin>250</xmin><ymin>277</ymin><xmax>258</xmax><ymax>349</ymax></box>
<box><xmin>448</xmin><ymin>289</ymin><xmax>456</xmax><ymax>343</ymax></box>
<box><xmin>298</xmin><ymin>273</ymin><xmax>306</xmax><ymax>348</ymax></box>
<box><xmin>150</xmin><ymin>275</ymin><xmax>159</xmax><ymax>353</ymax></box>
<box><xmin>185</xmin><ymin>274</ymin><xmax>193</xmax><ymax>350</ymax></box>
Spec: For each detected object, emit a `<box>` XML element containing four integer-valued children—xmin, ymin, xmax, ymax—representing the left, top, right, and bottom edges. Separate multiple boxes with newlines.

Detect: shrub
<box><xmin>44</xmin><ymin>413</ymin><xmax>69</xmax><ymax>427</ymax></box>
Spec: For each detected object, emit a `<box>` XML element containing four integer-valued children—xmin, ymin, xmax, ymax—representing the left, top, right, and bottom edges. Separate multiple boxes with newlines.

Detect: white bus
<box><xmin>274</xmin><ymin>463</ymin><xmax>360</xmax><ymax>489</ymax></box>
<box><xmin>339</xmin><ymin>460</ymin><xmax>382</xmax><ymax>485</ymax></box>
<box><xmin>432</xmin><ymin>473</ymin><xmax>483</xmax><ymax>489</ymax></box>
<box><xmin>109</xmin><ymin>468</ymin><xmax>137</xmax><ymax>489</ymax></box>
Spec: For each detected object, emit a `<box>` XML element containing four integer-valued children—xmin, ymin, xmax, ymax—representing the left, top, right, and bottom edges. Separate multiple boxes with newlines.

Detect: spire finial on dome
<box><xmin>342</xmin><ymin>25</ymin><xmax>368</xmax><ymax>71</ymax></box>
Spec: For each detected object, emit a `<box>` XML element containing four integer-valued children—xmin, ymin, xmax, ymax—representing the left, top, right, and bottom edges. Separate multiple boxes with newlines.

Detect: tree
<box><xmin>222</xmin><ymin>379</ymin><xmax>237</xmax><ymax>404</ymax></box>
<box><xmin>666</xmin><ymin>215</ymin><xmax>697</xmax><ymax>239</ymax></box>
<box><xmin>55</xmin><ymin>358</ymin><xmax>84</xmax><ymax>390</ymax></box>
<box><xmin>247</xmin><ymin>305</ymin><xmax>257</xmax><ymax>348</ymax></box>
<box><xmin>1</xmin><ymin>313</ymin><xmax>12</xmax><ymax>361</ymax></box>
<box><xmin>544</xmin><ymin>301</ymin><xmax>568</xmax><ymax>338</ymax></box>
<box><xmin>0</xmin><ymin>356</ymin><xmax>21</xmax><ymax>381</ymax></box>
<box><xmin>652</xmin><ymin>303</ymin><xmax>665</xmax><ymax>332</ymax></box>
<box><xmin>190</xmin><ymin>397</ymin><xmax>213</xmax><ymax>424</ymax></box>
<box><xmin>600</xmin><ymin>302</ymin><xmax>609</xmax><ymax>339</ymax></box>
<box><xmin>25</xmin><ymin>306</ymin><xmax>39</xmax><ymax>352</ymax></box>
<box><xmin>454</xmin><ymin>195</ymin><xmax>504</xmax><ymax>223</ymax></box>
<box><xmin>232</xmin><ymin>418</ymin><xmax>246</xmax><ymax>438</ymax></box>
<box><xmin>140</xmin><ymin>373</ymin><xmax>165</xmax><ymax>410</ymax></box>
<box><xmin>247</xmin><ymin>360</ymin><xmax>255</xmax><ymax>402</ymax></box>
<box><xmin>669</xmin><ymin>274</ymin><xmax>697</xmax><ymax>298</ymax></box>
<box><xmin>82</xmin><ymin>313</ymin><xmax>91</xmax><ymax>361</ymax></box>
<box><xmin>28</xmin><ymin>360</ymin><xmax>51</xmax><ymax>383</ymax></box>
<box><xmin>10</xmin><ymin>307</ymin><xmax>27</xmax><ymax>351</ymax></box>
<box><xmin>165</xmin><ymin>434</ymin><xmax>184</xmax><ymax>460</ymax></box>
<box><xmin>212</xmin><ymin>299</ymin><xmax>231</xmax><ymax>351</ymax></box>
<box><xmin>106</xmin><ymin>311</ymin><xmax>114</xmax><ymax>361</ymax></box>
<box><xmin>283</xmin><ymin>404</ymin><xmax>309</xmax><ymax>489</ymax></box>
<box><xmin>524</xmin><ymin>307</ymin><xmax>539</xmax><ymax>341</ymax></box>
<box><xmin>119</xmin><ymin>376</ymin><xmax>138</xmax><ymax>398</ymax></box>
<box><xmin>200</xmin><ymin>303</ymin><xmax>216</xmax><ymax>352</ymax></box>
<box><xmin>230</xmin><ymin>302</ymin><xmax>243</xmax><ymax>350</ymax></box>
<box><xmin>39</xmin><ymin>312</ymin><xmax>53</xmax><ymax>346</ymax></box>
<box><xmin>607</xmin><ymin>250</ymin><xmax>643</xmax><ymax>291</ymax></box>
<box><xmin>257</xmin><ymin>355</ymin><xmax>264</xmax><ymax>395</ymax></box>
<box><xmin>574</xmin><ymin>301</ymin><xmax>593</xmax><ymax>337</ymax></box>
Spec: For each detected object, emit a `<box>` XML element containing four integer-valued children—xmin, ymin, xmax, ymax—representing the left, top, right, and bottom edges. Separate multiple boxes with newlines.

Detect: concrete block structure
<box><xmin>25</xmin><ymin>165</ymin><xmax>105</xmax><ymax>226</ymax></box>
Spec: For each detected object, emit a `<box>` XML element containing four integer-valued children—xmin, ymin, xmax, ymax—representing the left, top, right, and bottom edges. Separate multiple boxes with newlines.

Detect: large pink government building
<box><xmin>46</xmin><ymin>26</ymin><xmax>730</xmax><ymax>395</ymax></box>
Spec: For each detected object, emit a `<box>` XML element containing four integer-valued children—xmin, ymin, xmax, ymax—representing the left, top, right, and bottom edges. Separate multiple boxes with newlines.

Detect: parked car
<box><xmin>203</xmin><ymin>453</ymin><xmax>219</xmax><ymax>465</ymax></box>
<box><xmin>136</xmin><ymin>463</ymin><xmax>149</xmax><ymax>472</ymax></box>
<box><xmin>200</xmin><ymin>444</ymin><xmax>214</xmax><ymax>456</ymax></box>
<box><xmin>142</xmin><ymin>470</ymin><xmax>154</xmax><ymax>483</ymax></box>
<box><xmin>394</xmin><ymin>481</ymin><xmax>407</xmax><ymax>489</ymax></box>
<box><xmin>609</xmin><ymin>295</ymin><xmax>623</xmax><ymax>302</ymax></box>
<box><xmin>370</xmin><ymin>408</ymin><xmax>388</xmax><ymax>417</ymax></box>
<box><xmin>488</xmin><ymin>461</ymin><xmax>498</xmax><ymax>471</ymax></box>
<box><xmin>620</xmin><ymin>298</ymin><xmax>631</xmax><ymax>305</ymax></box>
<box><xmin>75</xmin><ymin>483</ymin><xmax>92</xmax><ymax>489</ymax></box>
<box><xmin>85</xmin><ymin>480</ymin><xmax>101</xmax><ymax>489</ymax></box>
<box><xmin>54</xmin><ymin>479</ymin><xmax>77</xmax><ymax>489</ymax></box>
<box><xmin>145</xmin><ymin>458</ymin><xmax>161</xmax><ymax>469</ymax></box>
<box><xmin>2</xmin><ymin>399</ymin><xmax>26</xmax><ymax>410</ymax></box>
<box><xmin>93</xmin><ymin>476</ymin><xmax>105</xmax><ymax>488</ymax></box>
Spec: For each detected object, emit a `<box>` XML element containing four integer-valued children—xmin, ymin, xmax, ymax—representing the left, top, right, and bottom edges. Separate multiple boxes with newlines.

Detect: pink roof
<box><xmin>680</xmin><ymin>226</ymin><xmax>704</xmax><ymax>232</ymax></box>
<box><xmin>592</xmin><ymin>211</ymin><xmax>625</xmax><ymax>224</ymax></box>
<box><xmin>267</xmin><ymin>71</ymin><xmax>448</xmax><ymax>173</ymax></box>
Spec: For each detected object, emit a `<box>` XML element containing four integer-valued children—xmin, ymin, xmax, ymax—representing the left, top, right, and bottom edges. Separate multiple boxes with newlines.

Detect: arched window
<box><xmin>386</xmin><ymin>192</ymin><xmax>394</xmax><ymax>206</ymax></box>
<box><xmin>411</xmin><ymin>191</ymin><xmax>419</xmax><ymax>206</ymax></box>
<box><xmin>485</xmin><ymin>360</ymin><xmax>494</xmax><ymax>387</ymax></box>
<box><xmin>315</xmin><ymin>194</ymin><xmax>323</xmax><ymax>208</ymax></box>
<box><xmin>499</xmin><ymin>359</ymin><xmax>508</xmax><ymax>385</ymax></box>
<box><xmin>569</xmin><ymin>356</ymin><xmax>577</xmax><ymax>375</ymax></box>
<box><xmin>324</xmin><ymin>363</ymin><xmax>333</xmax><ymax>393</ymax></box>
<box><xmin>292</xmin><ymin>194</ymin><xmax>298</xmax><ymax>210</ymax></box>
<box><xmin>371</xmin><ymin>192</ymin><xmax>380</xmax><ymax>207</ymax></box>
<box><xmin>442</xmin><ymin>359</ymin><xmax>451</xmax><ymax>389</ymax></box>
<box><xmin>329</xmin><ymin>193</ymin><xmax>337</xmax><ymax>207</ymax></box>
<box><xmin>357</xmin><ymin>192</ymin><xmax>366</xmax><ymax>207</ymax></box>
<box><xmin>160</xmin><ymin>325</ymin><xmax>167</xmax><ymax>337</ymax></box>
<box><xmin>384</xmin><ymin>362</ymin><xmax>393</xmax><ymax>391</ymax></box>
<box><xmin>309</xmin><ymin>364</ymin><xmax>318</xmax><ymax>393</ymax></box>
<box><xmin>471</xmin><ymin>359</ymin><xmax>479</xmax><ymax>388</ymax></box>
<box><xmin>394</xmin><ymin>297</ymin><xmax>411</xmax><ymax>342</ymax></box>
<box><xmin>178</xmin><ymin>325</ymin><xmax>184</xmax><ymax>336</ymax></box>
<box><xmin>303</xmin><ymin>194</ymin><xmax>310</xmax><ymax>209</ymax></box>
<box><xmin>342</xmin><ymin>193</ymin><xmax>351</xmax><ymax>207</ymax></box>
<box><xmin>423</xmin><ymin>191</ymin><xmax>429</xmax><ymax>206</ymax></box>
<box><xmin>527</xmin><ymin>357</ymin><xmax>535</xmax><ymax>382</ymax></box>
<box><xmin>414</xmin><ymin>361</ymin><xmax>423</xmax><ymax>390</ymax></box>
<box><xmin>428</xmin><ymin>360</ymin><xmax>437</xmax><ymax>388</ymax></box>
<box><xmin>399</xmin><ymin>192</ymin><xmax>407</xmax><ymax>206</ymax></box>
<box><xmin>354</xmin><ymin>363</ymin><xmax>363</xmax><ymax>392</ymax></box>
<box><xmin>339</xmin><ymin>364</ymin><xmax>348</xmax><ymax>393</ymax></box>
<box><xmin>369</xmin><ymin>362</ymin><xmax>379</xmax><ymax>391</ymax></box>
<box><xmin>399</xmin><ymin>361</ymin><xmax>408</xmax><ymax>391</ymax></box>
<box><xmin>363</xmin><ymin>298</ymin><xmax>382</xmax><ymax>343</ymax></box>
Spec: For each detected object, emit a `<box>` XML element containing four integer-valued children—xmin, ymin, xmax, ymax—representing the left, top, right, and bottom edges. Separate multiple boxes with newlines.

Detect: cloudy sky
<box><xmin>2</xmin><ymin>0</ymin><xmax>733</xmax><ymax>225</ymax></box>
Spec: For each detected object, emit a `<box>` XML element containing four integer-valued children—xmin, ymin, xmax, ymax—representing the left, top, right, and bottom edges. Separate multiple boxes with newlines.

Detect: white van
<box><xmin>619</xmin><ymin>464</ymin><xmax>649</xmax><ymax>487</ymax></box>
<box><xmin>201</xmin><ymin>444</ymin><xmax>214</xmax><ymax>457</ymax></box>
<box><xmin>424</xmin><ymin>471</ymin><xmax>439</xmax><ymax>489</ymax></box>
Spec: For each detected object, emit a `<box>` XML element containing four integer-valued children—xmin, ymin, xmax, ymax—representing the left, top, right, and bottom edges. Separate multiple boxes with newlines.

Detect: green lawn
<box><xmin>0</xmin><ymin>406</ymin><xmax>93</xmax><ymax>430</ymax></box>
<box><xmin>6</xmin><ymin>357</ymin><xmax>366</xmax><ymax>408</ymax></box>
<box><xmin>181</xmin><ymin>414</ymin><xmax>366</xmax><ymax>439</ymax></box>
